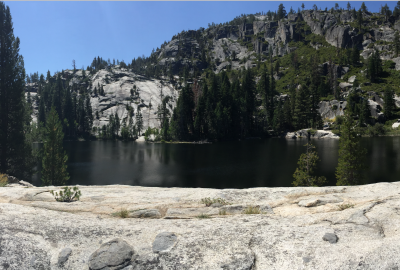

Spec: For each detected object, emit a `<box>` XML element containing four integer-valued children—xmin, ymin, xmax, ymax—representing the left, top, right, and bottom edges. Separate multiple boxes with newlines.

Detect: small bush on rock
<box><xmin>50</xmin><ymin>186</ymin><xmax>81</xmax><ymax>202</ymax></box>
<box><xmin>196</xmin><ymin>213</ymin><xmax>211</xmax><ymax>219</ymax></box>
<box><xmin>201</xmin><ymin>197</ymin><xmax>230</xmax><ymax>207</ymax></box>
<box><xmin>114</xmin><ymin>208</ymin><xmax>129</xmax><ymax>218</ymax></box>
<box><xmin>337</xmin><ymin>203</ymin><xmax>354</xmax><ymax>211</ymax></box>
<box><xmin>0</xmin><ymin>174</ymin><xmax>8</xmax><ymax>187</ymax></box>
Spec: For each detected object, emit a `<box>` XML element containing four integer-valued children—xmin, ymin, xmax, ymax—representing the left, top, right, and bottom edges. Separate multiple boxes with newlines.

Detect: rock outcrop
<box><xmin>285</xmin><ymin>129</ymin><xmax>339</xmax><ymax>139</ymax></box>
<box><xmin>1</xmin><ymin>182</ymin><xmax>400</xmax><ymax>269</ymax></box>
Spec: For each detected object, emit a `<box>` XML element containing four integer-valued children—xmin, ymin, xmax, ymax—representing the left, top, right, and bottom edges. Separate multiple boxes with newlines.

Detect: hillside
<box><xmin>25</xmin><ymin>3</ymin><xmax>400</xmax><ymax>141</ymax></box>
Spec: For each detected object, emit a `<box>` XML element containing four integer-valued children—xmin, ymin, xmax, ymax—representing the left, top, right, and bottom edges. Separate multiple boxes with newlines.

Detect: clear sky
<box><xmin>4</xmin><ymin>1</ymin><xmax>398</xmax><ymax>77</ymax></box>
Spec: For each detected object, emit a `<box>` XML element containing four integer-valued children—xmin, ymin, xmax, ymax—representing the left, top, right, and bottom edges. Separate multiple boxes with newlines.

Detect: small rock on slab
<box><xmin>89</xmin><ymin>238</ymin><xmax>134</xmax><ymax>270</ymax></box>
<box><xmin>130</xmin><ymin>209</ymin><xmax>161</xmax><ymax>219</ymax></box>
<box><xmin>298</xmin><ymin>199</ymin><xmax>320</xmax><ymax>207</ymax></box>
<box><xmin>322</xmin><ymin>233</ymin><xmax>338</xmax><ymax>244</ymax></box>
<box><xmin>19</xmin><ymin>180</ymin><xmax>34</xmax><ymax>187</ymax></box>
<box><xmin>152</xmin><ymin>232</ymin><xmax>177</xmax><ymax>253</ymax></box>
<box><xmin>58</xmin><ymin>247</ymin><xmax>72</xmax><ymax>266</ymax></box>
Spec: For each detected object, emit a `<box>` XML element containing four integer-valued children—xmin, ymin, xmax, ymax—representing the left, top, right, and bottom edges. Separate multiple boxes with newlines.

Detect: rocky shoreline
<box><xmin>1</xmin><ymin>181</ymin><xmax>400</xmax><ymax>269</ymax></box>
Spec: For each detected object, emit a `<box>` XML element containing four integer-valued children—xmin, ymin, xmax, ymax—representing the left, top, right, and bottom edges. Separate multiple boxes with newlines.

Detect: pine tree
<box><xmin>361</xmin><ymin>2</ymin><xmax>367</xmax><ymax>13</ymax></box>
<box><xmin>38</xmin><ymin>98</ymin><xmax>46</xmax><ymax>124</ymax></box>
<box><xmin>272</xmin><ymin>99</ymin><xmax>284</xmax><ymax>132</ymax></box>
<box><xmin>357</xmin><ymin>9</ymin><xmax>363</xmax><ymax>30</ymax></box>
<box><xmin>242</xmin><ymin>69</ymin><xmax>255</xmax><ymax>135</ymax></box>
<box><xmin>394</xmin><ymin>31</ymin><xmax>400</xmax><ymax>57</ymax></box>
<box><xmin>351</xmin><ymin>46</ymin><xmax>360</xmax><ymax>66</ymax></box>
<box><xmin>383</xmin><ymin>86</ymin><xmax>395</xmax><ymax>119</ymax></box>
<box><xmin>84</xmin><ymin>94</ymin><xmax>93</xmax><ymax>137</ymax></box>
<box><xmin>0</xmin><ymin>2</ymin><xmax>34</xmax><ymax>177</ymax></box>
<box><xmin>293</xmin><ymin>85</ymin><xmax>308</xmax><ymax>130</ymax></box>
<box><xmin>63</xmin><ymin>88</ymin><xmax>73</xmax><ymax>138</ymax></box>
<box><xmin>359</xmin><ymin>98</ymin><xmax>370</xmax><ymax>127</ymax></box>
<box><xmin>293</xmin><ymin>143</ymin><xmax>326</xmax><ymax>187</ymax></box>
<box><xmin>114</xmin><ymin>111</ymin><xmax>120</xmax><ymax>137</ymax></box>
<box><xmin>336</xmin><ymin>108</ymin><xmax>366</xmax><ymax>186</ymax></box>
<box><xmin>136</xmin><ymin>108</ymin><xmax>143</xmax><ymax>136</ymax></box>
<box><xmin>41</xmin><ymin>107</ymin><xmax>69</xmax><ymax>186</ymax></box>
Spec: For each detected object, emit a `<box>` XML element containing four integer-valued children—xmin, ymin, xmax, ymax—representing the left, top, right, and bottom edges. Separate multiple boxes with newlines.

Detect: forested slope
<box><xmin>25</xmin><ymin>2</ymin><xmax>400</xmax><ymax>141</ymax></box>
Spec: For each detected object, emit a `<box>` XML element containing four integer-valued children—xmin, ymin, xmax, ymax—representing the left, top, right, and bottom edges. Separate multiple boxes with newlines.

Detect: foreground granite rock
<box><xmin>1</xmin><ymin>182</ymin><xmax>400</xmax><ymax>269</ymax></box>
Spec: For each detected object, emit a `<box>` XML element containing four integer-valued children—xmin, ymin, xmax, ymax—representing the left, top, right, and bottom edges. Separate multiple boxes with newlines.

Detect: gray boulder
<box><xmin>89</xmin><ymin>238</ymin><xmax>134</xmax><ymax>270</ymax></box>
<box><xmin>130</xmin><ymin>209</ymin><xmax>161</xmax><ymax>219</ymax></box>
<box><xmin>152</xmin><ymin>232</ymin><xmax>178</xmax><ymax>253</ymax></box>
<box><xmin>322</xmin><ymin>233</ymin><xmax>338</xmax><ymax>244</ymax></box>
<box><xmin>58</xmin><ymin>247</ymin><xmax>72</xmax><ymax>266</ymax></box>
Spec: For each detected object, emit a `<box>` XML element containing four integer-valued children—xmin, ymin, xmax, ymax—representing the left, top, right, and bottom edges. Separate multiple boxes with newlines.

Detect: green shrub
<box><xmin>50</xmin><ymin>186</ymin><xmax>81</xmax><ymax>202</ymax></box>
<box><xmin>366</xmin><ymin>123</ymin><xmax>386</xmax><ymax>136</ymax></box>
<box><xmin>0</xmin><ymin>174</ymin><xmax>8</xmax><ymax>187</ymax></box>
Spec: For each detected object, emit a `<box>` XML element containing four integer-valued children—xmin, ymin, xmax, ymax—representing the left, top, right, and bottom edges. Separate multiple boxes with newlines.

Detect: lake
<box><xmin>31</xmin><ymin>137</ymin><xmax>400</xmax><ymax>188</ymax></box>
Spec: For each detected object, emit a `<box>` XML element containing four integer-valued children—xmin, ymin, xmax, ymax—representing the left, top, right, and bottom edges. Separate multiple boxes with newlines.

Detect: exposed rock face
<box><xmin>318</xmin><ymin>100</ymin><xmax>347</xmax><ymax>119</ymax></box>
<box><xmin>285</xmin><ymin>129</ymin><xmax>339</xmax><ymax>139</ymax></box>
<box><xmin>28</xmin><ymin>67</ymin><xmax>179</xmax><ymax>132</ymax></box>
<box><xmin>89</xmin><ymin>238</ymin><xmax>134</xmax><ymax>270</ymax></box>
<box><xmin>2</xmin><ymin>183</ymin><xmax>400</xmax><ymax>269</ymax></box>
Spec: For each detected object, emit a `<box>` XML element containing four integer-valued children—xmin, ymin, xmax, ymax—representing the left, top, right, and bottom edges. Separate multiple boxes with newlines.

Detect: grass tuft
<box><xmin>337</xmin><ymin>203</ymin><xmax>354</xmax><ymax>211</ymax></box>
<box><xmin>201</xmin><ymin>197</ymin><xmax>230</xmax><ymax>207</ymax></box>
<box><xmin>196</xmin><ymin>213</ymin><xmax>211</xmax><ymax>219</ymax></box>
<box><xmin>243</xmin><ymin>206</ymin><xmax>261</xmax><ymax>215</ymax></box>
<box><xmin>219</xmin><ymin>209</ymin><xmax>227</xmax><ymax>215</ymax></box>
<box><xmin>114</xmin><ymin>208</ymin><xmax>129</xmax><ymax>218</ymax></box>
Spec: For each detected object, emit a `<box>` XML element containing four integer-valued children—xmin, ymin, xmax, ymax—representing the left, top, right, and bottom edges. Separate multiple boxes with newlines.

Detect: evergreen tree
<box><xmin>336</xmin><ymin>108</ymin><xmax>366</xmax><ymax>186</ymax></box>
<box><xmin>84</xmin><ymin>94</ymin><xmax>93</xmax><ymax>136</ymax></box>
<box><xmin>359</xmin><ymin>98</ymin><xmax>371</xmax><ymax>127</ymax></box>
<box><xmin>257</xmin><ymin>66</ymin><xmax>271</xmax><ymax>125</ymax></box>
<box><xmin>41</xmin><ymin>107</ymin><xmax>69</xmax><ymax>186</ymax></box>
<box><xmin>293</xmin><ymin>143</ymin><xmax>326</xmax><ymax>187</ymax></box>
<box><xmin>360</xmin><ymin>2</ymin><xmax>367</xmax><ymax>13</ymax></box>
<box><xmin>0</xmin><ymin>2</ymin><xmax>34</xmax><ymax>177</ymax></box>
<box><xmin>357</xmin><ymin>9</ymin><xmax>363</xmax><ymax>30</ymax></box>
<box><xmin>367</xmin><ymin>50</ymin><xmax>382</xmax><ymax>83</ymax></box>
<box><xmin>242</xmin><ymin>69</ymin><xmax>256</xmax><ymax>135</ymax></box>
<box><xmin>63</xmin><ymin>88</ymin><xmax>74</xmax><ymax>138</ymax></box>
<box><xmin>352</xmin><ymin>8</ymin><xmax>357</xmax><ymax>19</ymax></box>
<box><xmin>114</xmin><ymin>111</ymin><xmax>120</xmax><ymax>137</ymax></box>
<box><xmin>293</xmin><ymin>85</ymin><xmax>308</xmax><ymax>130</ymax></box>
<box><xmin>136</xmin><ymin>108</ymin><xmax>143</xmax><ymax>136</ymax></box>
<box><xmin>38</xmin><ymin>98</ymin><xmax>46</xmax><ymax>124</ymax></box>
<box><xmin>351</xmin><ymin>46</ymin><xmax>360</xmax><ymax>66</ymax></box>
<box><xmin>383</xmin><ymin>86</ymin><xmax>395</xmax><ymax>119</ymax></box>
<box><xmin>283</xmin><ymin>99</ymin><xmax>293</xmax><ymax>130</ymax></box>
<box><xmin>272</xmin><ymin>99</ymin><xmax>284</xmax><ymax>132</ymax></box>
<box><xmin>395</xmin><ymin>31</ymin><xmax>400</xmax><ymax>57</ymax></box>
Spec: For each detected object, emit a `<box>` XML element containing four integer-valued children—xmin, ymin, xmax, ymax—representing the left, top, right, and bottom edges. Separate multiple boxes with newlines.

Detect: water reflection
<box><xmin>30</xmin><ymin>137</ymin><xmax>400</xmax><ymax>188</ymax></box>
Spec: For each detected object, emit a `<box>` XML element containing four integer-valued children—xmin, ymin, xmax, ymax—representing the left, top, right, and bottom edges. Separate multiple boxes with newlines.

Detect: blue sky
<box><xmin>5</xmin><ymin>1</ymin><xmax>398</xmax><ymax>77</ymax></box>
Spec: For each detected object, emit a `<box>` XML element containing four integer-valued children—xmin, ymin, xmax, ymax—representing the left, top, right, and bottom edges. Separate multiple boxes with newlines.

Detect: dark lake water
<box><xmin>31</xmin><ymin>137</ymin><xmax>400</xmax><ymax>188</ymax></box>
